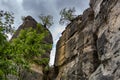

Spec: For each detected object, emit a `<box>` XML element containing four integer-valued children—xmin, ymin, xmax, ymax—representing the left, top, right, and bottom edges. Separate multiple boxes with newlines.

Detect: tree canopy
<box><xmin>0</xmin><ymin>10</ymin><xmax>15</xmax><ymax>80</ymax></box>
<box><xmin>0</xmin><ymin>11</ymin><xmax>52</xmax><ymax>80</ymax></box>
<box><xmin>39</xmin><ymin>14</ymin><xmax>53</xmax><ymax>28</ymax></box>
<box><xmin>59</xmin><ymin>7</ymin><xmax>76</xmax><ymax>25</ymax></box>
<box><xmin>0</xmin><ymin>10</ymin><xmax>14</xmax><ymax>34</ymax></box>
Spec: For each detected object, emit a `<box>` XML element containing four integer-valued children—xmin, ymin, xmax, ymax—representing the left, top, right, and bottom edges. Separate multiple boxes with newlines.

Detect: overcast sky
<box><xmin>0</xmin><ymin>0</ymin><xmax>89</xmax><ymax>66</ymax></box>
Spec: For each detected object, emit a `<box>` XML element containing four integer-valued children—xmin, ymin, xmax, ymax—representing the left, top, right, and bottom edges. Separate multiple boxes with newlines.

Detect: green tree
<box><xmin>0</xmin><ymin>10</ymin><xmax>14</xmax><ymax>34</ymax></box>
<box><xmin>10</xmin><ymin>26</ymin><xmax>52</xmax><ymax>65</ymax></box>
<box><xmin>39</xmin><ymin>15</ymin><xmax>53</xmax><ymax>28</ymax></box>
<box><xmin>0</xmin><ymin>24</ymin><xmax>52</xmax><ymax>80</ymax></box>
<box><xmin>59</xmin><ymin>7</ymin><xmax>76</xmax><ymax>25</ymax></box>
<box><xmin>0</xmin><ymin>10</ymin><xmax>52</xmax><ymax>79</ymax></box>
<box><xmin>0</xmin><ymin>10</ymin><xmax>15</xmax><ymax>80</ymax></box>
<box><xmin>7</xmin><ymin>24</ymin><xmax>52</xmax><ymax>79</ymax></box>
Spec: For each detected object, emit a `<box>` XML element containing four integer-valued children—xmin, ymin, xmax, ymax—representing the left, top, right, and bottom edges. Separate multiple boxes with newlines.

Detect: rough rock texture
<box><xmin>11</xmin><ymin>16</ymin><xmax>53</xmax><ymax>80</ymax></box>
<box><xmin>11</xmin><ymin>16</ymin><xmax>37</xmax><ymax>39</ymax></box>
<box><xmin>54</xmin><ymin>0</ymin><xmax>120</xmax><ymax>80</ymax></box>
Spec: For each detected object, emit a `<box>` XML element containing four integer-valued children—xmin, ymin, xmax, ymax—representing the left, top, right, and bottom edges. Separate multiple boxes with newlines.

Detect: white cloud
<box><xmin>49</xmin><ymin>46</ymin><xmax>56</xmax><ymax>66</ymax></box>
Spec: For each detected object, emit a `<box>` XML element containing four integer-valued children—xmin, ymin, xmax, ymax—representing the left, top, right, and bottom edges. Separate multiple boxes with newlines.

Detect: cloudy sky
<box><xmin>0</xmin><ymin>0</ymin><xmax>89</xmax><ymax>65</ymax></box>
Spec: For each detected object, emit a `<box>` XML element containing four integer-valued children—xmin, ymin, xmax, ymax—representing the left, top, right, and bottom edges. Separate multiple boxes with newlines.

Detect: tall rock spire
<box><xmin>11</xmin><ymin>16</ymin><xmax>37</xmax><ymax>39</ymax></box>
<box><xmin>11</xmin><ymin>16</ymin><xmax>53</xmax><ymax>80</ymax></box>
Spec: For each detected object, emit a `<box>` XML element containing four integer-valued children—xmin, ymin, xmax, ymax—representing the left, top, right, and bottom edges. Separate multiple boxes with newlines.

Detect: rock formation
<box><xmin>10</xmin><ymin>0</ymin><xmax>120</xmax><ymax>79</ymax></box>
<box><xmin>53</xmin><ymin>0</ymin><xmax>120</xmax><ymax>80</ymax></box>
<box><xmin>11</xmin><ymin>16</ymin><xmax>53</xmax><ymax>80</ymax></box>
<box><xmin>11</xmin><ymin>16</ymin><xmax>37</xmax><ymax>39</ymax></box>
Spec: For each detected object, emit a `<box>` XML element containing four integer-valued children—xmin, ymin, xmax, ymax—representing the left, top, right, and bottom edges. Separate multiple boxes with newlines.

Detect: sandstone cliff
<box><xmin>53</xmin><ymin>0</ymin><xmax>120</xmax><ymax>80</ymax></box>
<box><xmin>11</xmin><ymin>16</ymin><xmax>53</xmax><ymax>80</ymax></box>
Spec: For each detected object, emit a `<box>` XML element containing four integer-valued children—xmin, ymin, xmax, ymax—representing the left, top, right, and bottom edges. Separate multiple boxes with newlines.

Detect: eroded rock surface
<box><xmin>54</xmin><ymin>0</ymin><xmax>120</xmax><ymax>80</ymax></box>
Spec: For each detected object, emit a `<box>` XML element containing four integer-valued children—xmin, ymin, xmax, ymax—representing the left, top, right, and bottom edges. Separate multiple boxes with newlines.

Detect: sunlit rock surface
<box><xmin>53</xmin><ymin>0</ymin><xmax>120</xmax><ymax>80</ymax></box>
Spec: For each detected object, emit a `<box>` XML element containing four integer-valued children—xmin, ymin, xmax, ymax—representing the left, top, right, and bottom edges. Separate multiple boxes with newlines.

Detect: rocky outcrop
<box><xmin>11</xmin><ymin>16</ymin><xmax>53</xmax><ymax>80</ymax></box>
<box><xmin>54</xmin><ymin>0</ymin><xmax>120</xmax><ymax>80</ymax></box>
<box><xmin>11</xmin><ymin>16</ymin><xmax>37</xmax><ymax>39</ymax></box>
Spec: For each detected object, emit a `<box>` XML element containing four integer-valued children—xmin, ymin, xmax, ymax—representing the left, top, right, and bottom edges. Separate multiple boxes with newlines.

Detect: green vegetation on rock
<box><xmin>0</xmin><ymin>10</ymin><xmax>52</xmax><ymax>80</ymax></box>
<box><xmin>39</xmin><ymin>14</ymin><xmax>53</xmax><ymax>28</ymax></box>
<box><xmin>59</xmin><ymin>7</ymin><xmax>76</xmax><ymax>25</ymax></box>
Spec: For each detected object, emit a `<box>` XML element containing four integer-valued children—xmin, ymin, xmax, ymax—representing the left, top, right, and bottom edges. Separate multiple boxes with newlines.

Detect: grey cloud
<box><xmin>22</xmin><ymin>0</ymin><xmax>90</xmax><ymax>28</ymax></box>
<box><xmin>22</xmin><ymin>0</ymin><xmax>57</xmax><ymax>16</ymax></box>
<box><xmin>22</xmin><ymin>0</ymin><xmax>47</xmax><ymax>13</ymax></box>
<box><xmin>0</xmin><ymin>0</ymin><xmax>18</xmax><ymax>12</ymax></box>
<box><xmin>56</xmin><ymin>0</ymin><xmax>89</xmax><ymax>13</ymax></box>
<box><xmin>0</xmin><ymin>0</ymin><xmax>25</xmax><ymax>28</ymax></box>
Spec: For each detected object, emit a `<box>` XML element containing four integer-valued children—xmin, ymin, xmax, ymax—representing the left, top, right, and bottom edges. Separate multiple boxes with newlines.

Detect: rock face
<box><xmin>12</xmin><ymin>16</ymin><xmax>37</xmax><ymax>39</ymax></box>
<box><xmin>54</xmin><ymin>0</ymin><xmax>120</xmax><ymax>80</ymax></box>
<box><xmin>11</xmin><ymin>16</ymin><xmax>53</xmax><ymax>80</ymax></box>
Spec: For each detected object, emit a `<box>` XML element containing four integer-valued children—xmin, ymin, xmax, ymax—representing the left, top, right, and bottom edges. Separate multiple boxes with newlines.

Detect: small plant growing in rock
<box><xmin>21</xmin><ymin>16</ymin><xmax>26</xmax><ymax>22</ymax></box>
<box><xmin>39</xmin><ymin>15</ymin><xmax>53</xmax><ymax>28</ymax></box>
<box><xmin>59</xmin><ymin>7</ymin><xmax>76</xmax><ymax>25</ymax></box>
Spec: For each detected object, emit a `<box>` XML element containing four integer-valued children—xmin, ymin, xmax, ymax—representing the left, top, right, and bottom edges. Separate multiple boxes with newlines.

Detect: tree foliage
<box><xmin>0</xmin><ymin>10</ymin><xmax>14</xmax><ymax>34</ymax></box>
<box><xmin>0</xmin><ymin>25</ymin><xmax>52</xmax><ymax>79</ymax></box>
<box><xmin>7</xmin><ymin>24</ymin><xmax>52</xmax><ymax>79</ymax></box>
<box><xmin>10</xmin><ymin>25</ymin><xmax>52</xmax><ymax>65</ymax></box>
<box><xmin>0</xmin><ymin>10</ymin><xmax>15</xmax><ymax>79</ymax></box>
<box><xmin>59</xmin><ymin>7</ymin><xmax>76</xmax><ymax>25</ymax></box>
<box><xmin>0</xmin><ymin>10</ymin><xmax>52</xmax><ymax>79</ymax></box>
<box><xmin>39</xmin><ymin>15</ymin><xmax>53</xmax><ymax>28</ymax></box>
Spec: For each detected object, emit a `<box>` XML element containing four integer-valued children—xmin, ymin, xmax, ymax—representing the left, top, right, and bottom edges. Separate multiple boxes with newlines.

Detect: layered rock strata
<box><xmin>54</xmin><ymin>0</ymin><xmax>120</xmax><ymax>80</ymax></box>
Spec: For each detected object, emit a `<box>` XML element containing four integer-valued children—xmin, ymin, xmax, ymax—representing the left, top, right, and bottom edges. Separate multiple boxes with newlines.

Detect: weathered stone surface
<box><xmin>89</xmin><ymin>0</ymin><xmax>120</xmax><ymax>80</ymax></box>
<box><xmin>11</xmin><ymin>16</ymin><xmax>53</xmax><ymax>80</ymax></box>
<box><xmin>11</xmin><ymin>16</ymin><xmax>37</xmax><ymax>39</ymax></box>
<box><xmin>21</xmin><ymin>64</ymin><xmax>43</xmax><ymax>80</ymax></box>
<box><xmin>53</xmin><ymin>0</ymin><xmax>120</xmax><ymax>80</ymax></box>
<box><xmin>54</xmin><ymin>11</ymin><xmax>100</xmax><ymax>79</ymax></box>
